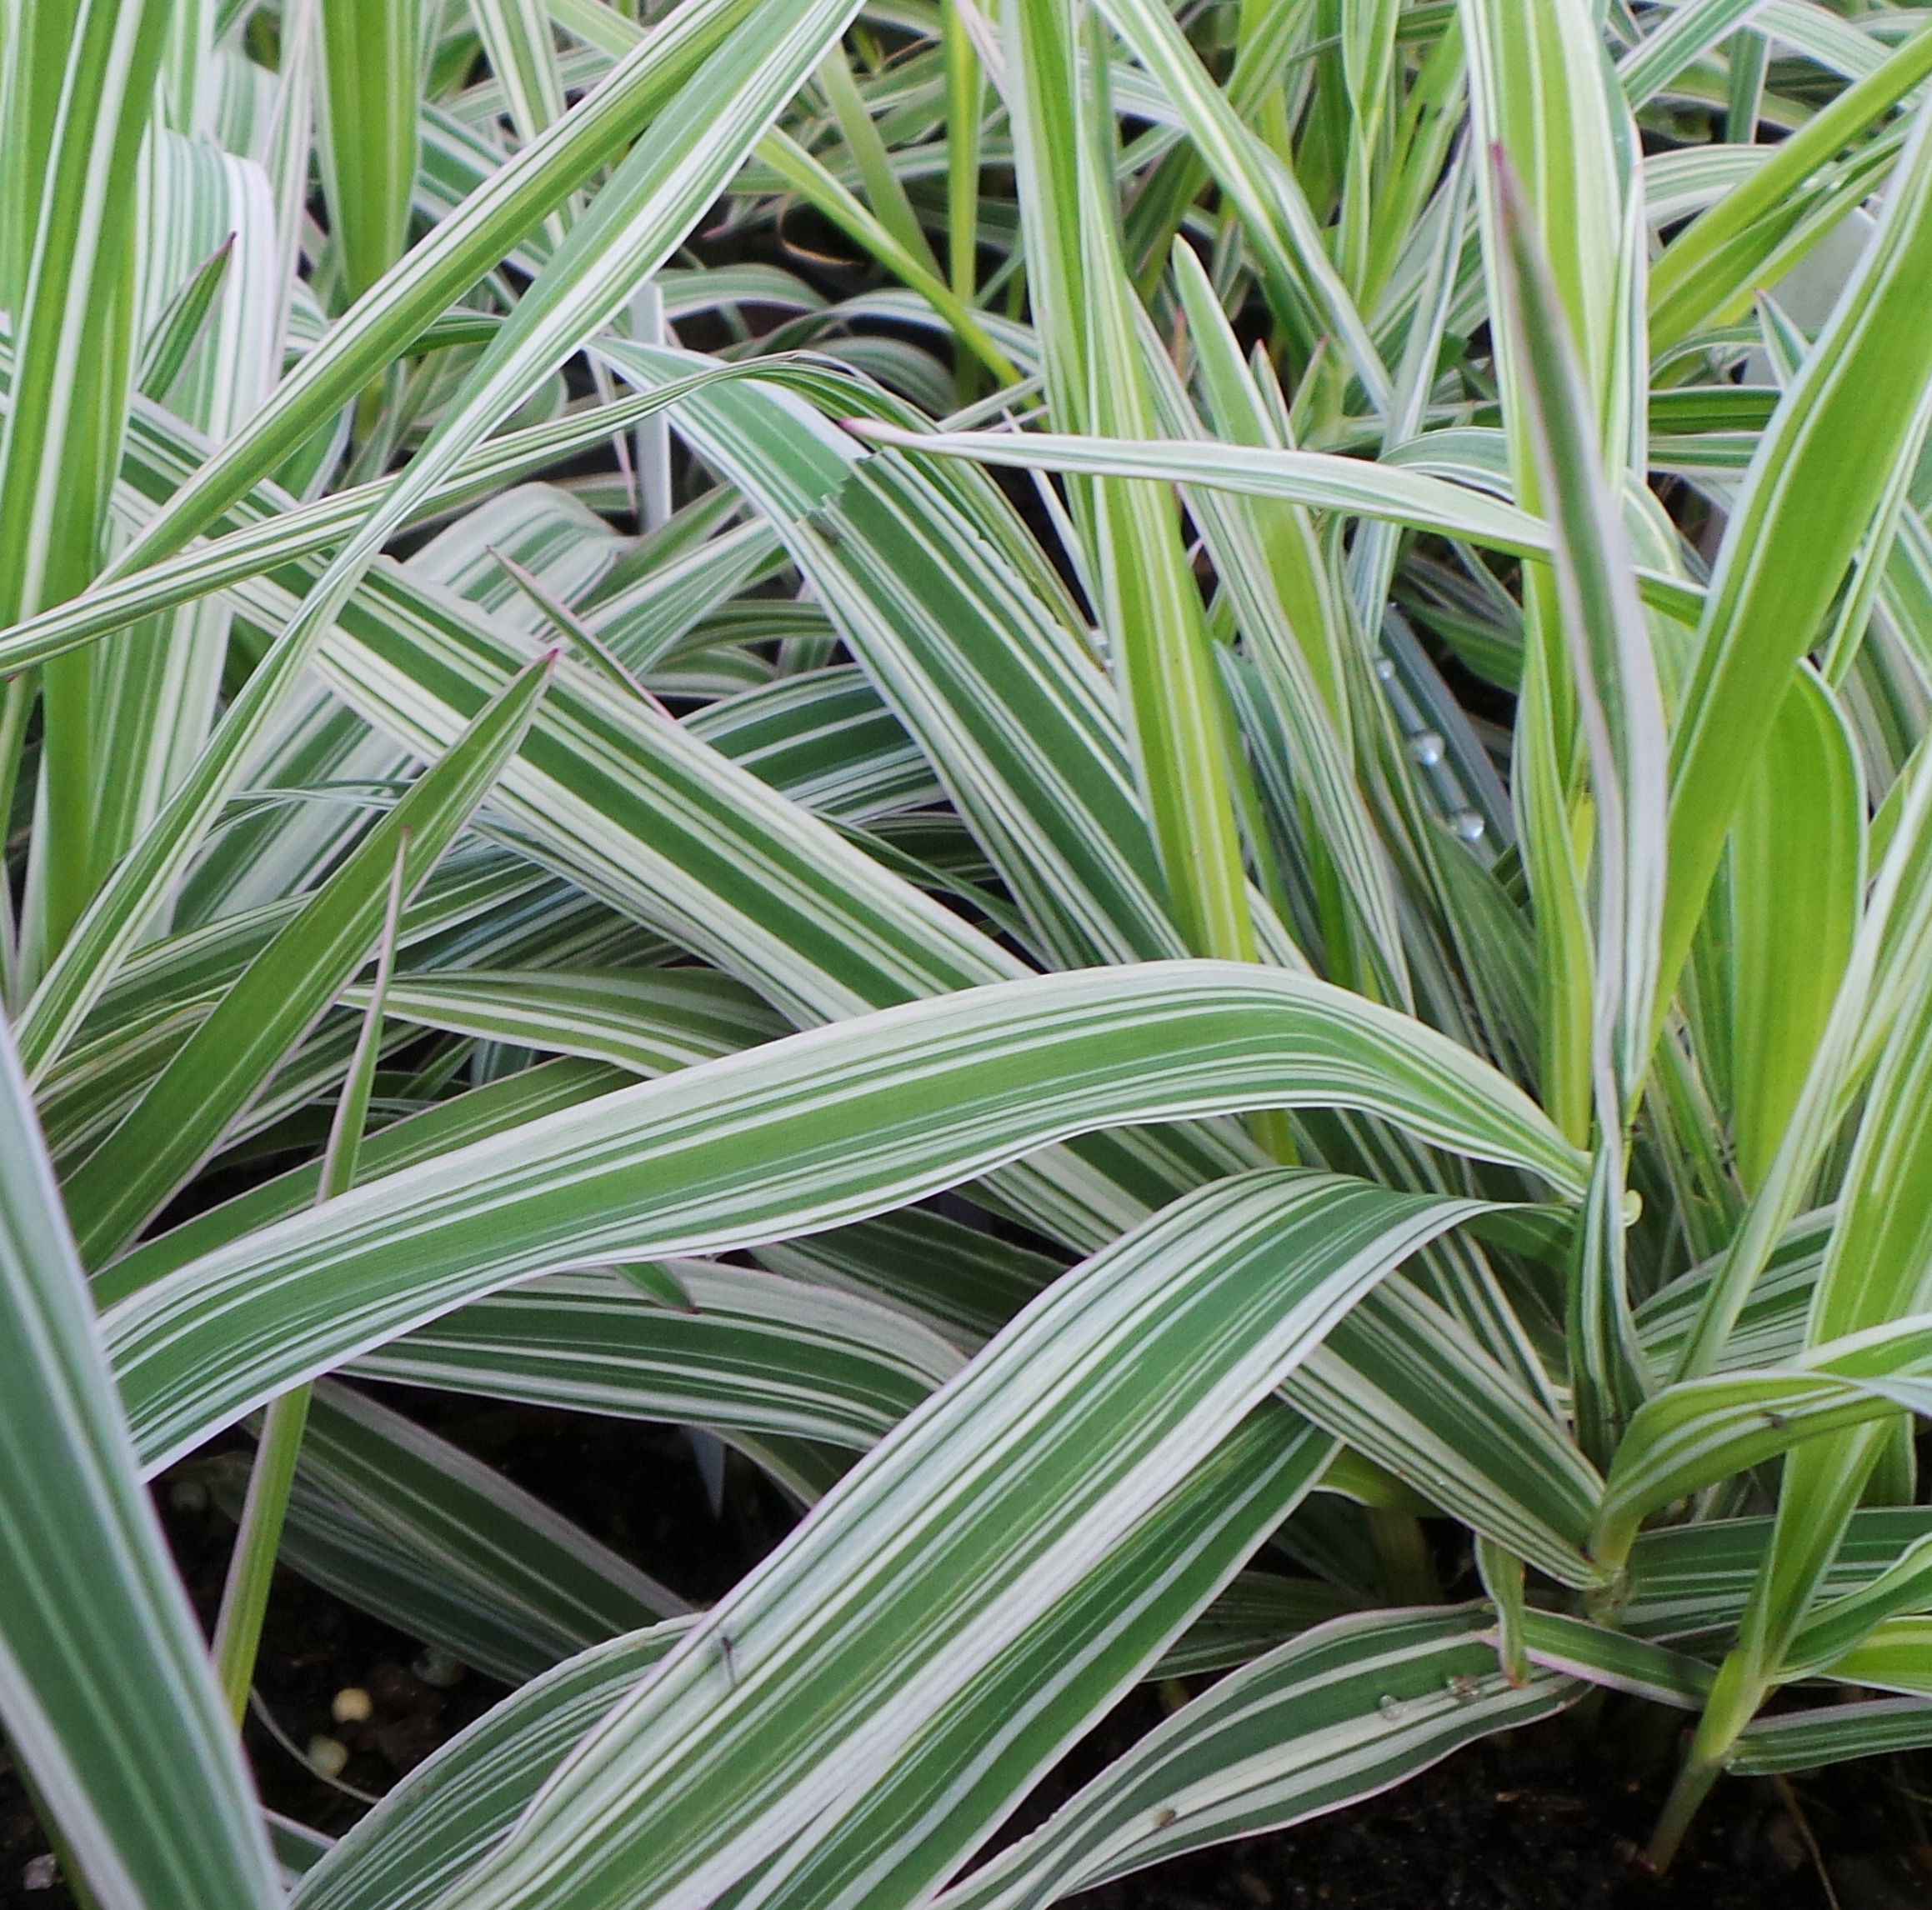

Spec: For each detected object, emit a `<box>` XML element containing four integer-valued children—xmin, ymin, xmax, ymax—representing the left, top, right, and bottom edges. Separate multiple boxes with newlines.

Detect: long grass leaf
<box><xmin>0</xmin><ymin>1012</ymin><xmax>280</xmax><ymax>1910</ymax></box>
<box><xmin>108</xmin><ymin>960</ymin><xmax>1583</xmax><ymax>1473</ymax></box>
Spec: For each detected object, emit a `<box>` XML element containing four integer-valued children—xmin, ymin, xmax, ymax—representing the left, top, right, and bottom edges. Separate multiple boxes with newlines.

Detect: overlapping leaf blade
<box><xmin>0</xmin><ymin>1013</ymin><xmax>280</xmax><ymax>1910</ymax></box>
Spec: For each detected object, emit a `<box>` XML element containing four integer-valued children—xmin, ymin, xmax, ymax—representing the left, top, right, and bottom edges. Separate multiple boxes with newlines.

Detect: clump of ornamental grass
<box><xmin>4</xmin><ymin>2</ymin><xmax>1932</xmax><ymax>1907</ymax></box>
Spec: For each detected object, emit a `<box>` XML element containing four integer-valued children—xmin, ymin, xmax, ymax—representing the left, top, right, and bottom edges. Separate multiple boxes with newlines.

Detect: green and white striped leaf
<box><xmin>347</xmin><ymin>968</ymin><xmax>787</xmax><ymax>1074</ymax></box>
<box><xmin>204</xmin><ymin>1379</ymin><xmax>686</xmax><ymax>1685</ymax></box>
<box><xmin>1729</xmin><ymin>670</ymin><xmax>1864</xmax><ymax>1191</ymax></box>
<box><xmin>845</xmin><ymin>424</ymin><xmax>1706</xmax><ymax>622</ymax></box>
<box><xmin>1649</xmin><ymin>24</ymin><xmax>1932</xmax><ymax>350</ymax></box>
<box><xmin>64</xmin><ymin>649</ymin><xmax>554</xmax><ymax>1265</ymax></box>
<box><xmin>299</xmin><ymin>1379</ymin><xmax>686</xmax><ymax>1638</ymax></box>
<box><xmin>16</xmin><ymin>0</ymin><xmax>867</xmax><ymax>1086</ymax></box>
<box><xmin>318</xmin><ymin>0</ymin><xmax>422</xmax><ymax>302</ymax></box>
<box><xmin>1095</xmin><ymin>0</ymin><xmax>1389</xmax><ymax>410</ymax></box>
<box><xmin>1004</xmin><ymin>0</ymin><xmax>1260</xmax><ymax>971</ymax></box>
<box><xmin>0</xmin><ymin>1012</ymin><xmax>280</xmax><ymax>1910</ymax></box>
<box><xmin>99</xmin><ymin>1058</ymin><xmax>623</xmax><ymax>1300</ymax></box>
<box><xmin>415</xmin><ymin>1172</ymin><xmax>1491</xmax><ymax>1910</ymax></box>
<box><xmin>300</xmin><ymin>1411</ymin><xmax>1324</xmax><ymax>1910</ymax></box>
<box><xmin>1729</xmin><ymin>1697</ymin><xmax>1932</xmax><ymax>1775</ymax></box>
<box><xmin>1660</xmin><ymin>86</ymin><xmax>1932</xmax><ymax>1012</ymax></box>
<box><xmin>1511</xmin><ymin>1609</ymin><xmax>1714</xmax><ymax>1710</ymax></box>
<box><xmin>103</xmin><ymin>0</ymin><xmax>772</xmax><ymax>576</ymax></box>
<box><xmin>1805</xmin><ymin>1618</ymin><xmax>1932</xmax><ymax>1698</ymax></box>
<box><xmin>1285</xmin><ymin>1281</ymin><xmax>1606</xmax><ymax>1590</ymax></box>
<box><xmin>1596</xmin><ymin>1316</ymin><xmax>1932</xmax><ymax>1567</ymax></box>
<box><xmin>291</xmin><ymin>1622</ymin><xmax>694</xmax><ymax>1910</ymax></box>
<box><xmin>935</xmin><ymin>1607</ymin><xmax>1576</xmax><ymax>1910</ymax></box>
<box><xmin>5</xmin><ymin>0</ymin><xmax>1932</xmax><ymax>1879</ymax></box>
<box><xmin>107</xmin><ymin>960</ymin><xmax>1580</xmax><ymax>1472</ymax></box>
<box><xmin>723</xmin><ymin>1405</ymin><xmax>1337</xmax><ymax>1910</ymax></box>
<box><xmin>0</xmin><ymin>0</ymin><xmax>176</xmax><ymax>971</ymax></box>
<box><xmin>1620</xmin><ymin>1508</ymin><xmax>1932</xmax><ymax>1641</ymax></box>
<box><xmin>352</xmin><ymin>1260</ymin><xmax>965</xmax><ymax>1447</ymax></box>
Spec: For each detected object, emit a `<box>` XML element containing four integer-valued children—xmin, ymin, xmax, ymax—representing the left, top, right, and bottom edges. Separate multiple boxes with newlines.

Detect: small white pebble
<box><xmin>330</xmin><ymin>1686</ymin><xmax>373</xmax><ymax>1724</ymax></box>
<box><xmin>22</xmin><ymin>1853</ymin><xmax>58</xmax><ymax>1892</ymax></box>
<box><xmin>307</xmin><ymin>1735</ymin><xmax>349</xmax><ymax>1780</ymax></box>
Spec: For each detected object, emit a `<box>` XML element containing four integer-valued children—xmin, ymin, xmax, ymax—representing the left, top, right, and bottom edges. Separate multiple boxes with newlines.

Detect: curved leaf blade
<box><xmin>106</xmin><ymin>961</ymin><xmax>1584</xmax><ymax>1473</ymax></box>
<box><xmin>422</xmin><ymin>1172</ymin><xmax>1490</xmax><ymax>1910</ymax></box>
<box><xmin>0</xmin><ymin>1013</ymin><xmax>280</xmax><ymax>1910</ymax></box>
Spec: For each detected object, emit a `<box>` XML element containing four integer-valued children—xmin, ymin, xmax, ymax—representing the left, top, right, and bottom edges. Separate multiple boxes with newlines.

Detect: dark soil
<box><xmin>8</xmin><ymin>1391</ymin><xmax>1932</xmax><ymax>1910</ymax></box>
